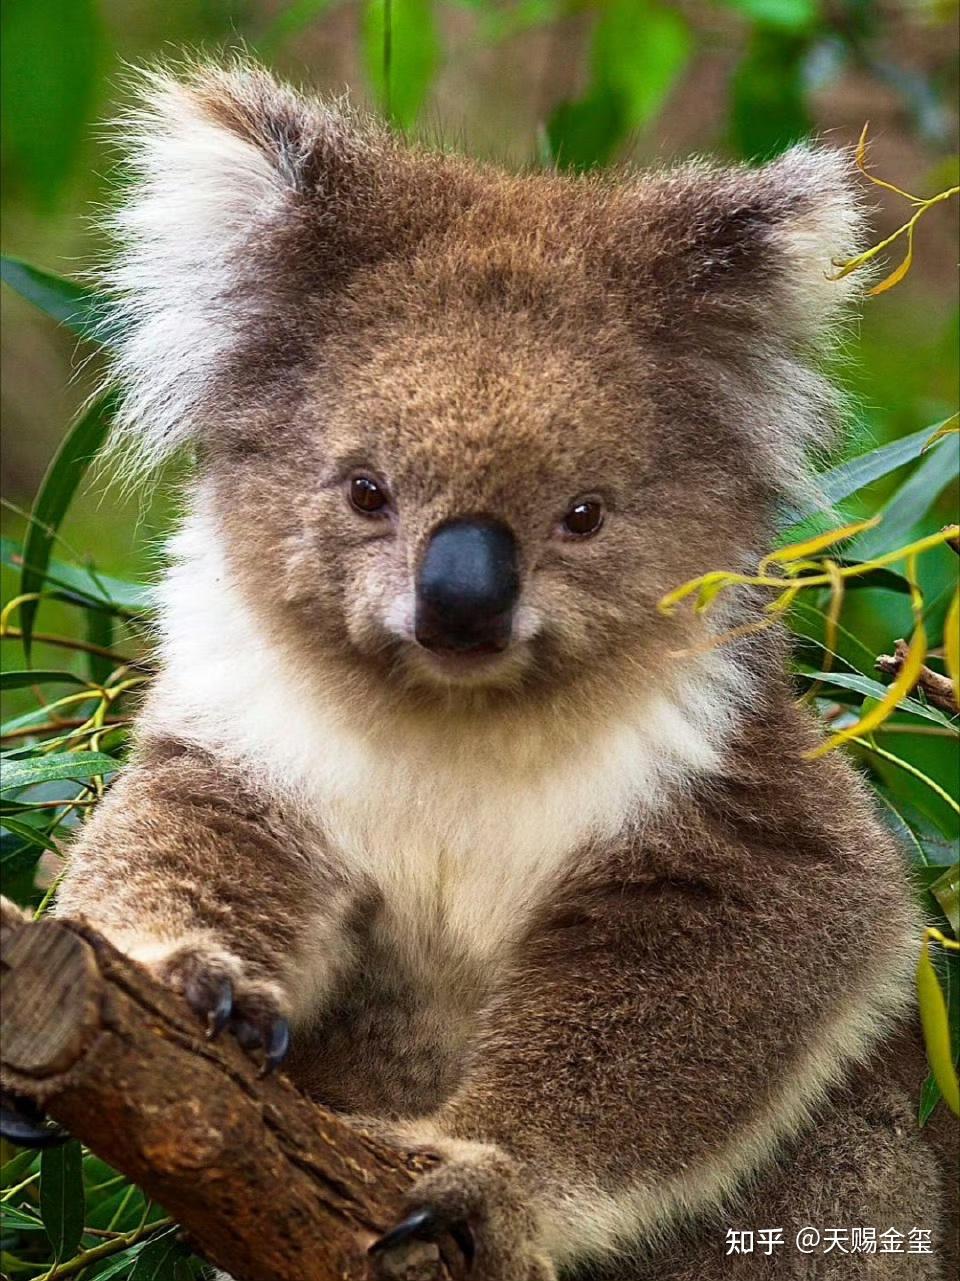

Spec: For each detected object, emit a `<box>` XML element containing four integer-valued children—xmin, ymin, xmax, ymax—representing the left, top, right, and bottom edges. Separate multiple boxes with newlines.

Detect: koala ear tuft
<box><xmin>99</xmin><ymin>61</ymin><xmax>378</xmax><ymax>473</ymax></box>
<box><xmin>621</xmin><ymin>143</ymin><xmax>869</xmax><ymax>348</ymax></box>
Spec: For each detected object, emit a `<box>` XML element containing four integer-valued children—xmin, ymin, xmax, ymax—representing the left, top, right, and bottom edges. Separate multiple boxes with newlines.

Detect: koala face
<box><xmin>103</xmin><ymin>63</ymin><xmax>865</xmax><ymax>712</ymax></box>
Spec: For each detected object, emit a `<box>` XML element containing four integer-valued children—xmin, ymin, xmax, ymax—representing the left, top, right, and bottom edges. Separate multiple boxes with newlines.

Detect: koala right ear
<box><xmin>101</xmin><ymin>62</ymin><xmax>400</xmax><ymax>471</ymax></box>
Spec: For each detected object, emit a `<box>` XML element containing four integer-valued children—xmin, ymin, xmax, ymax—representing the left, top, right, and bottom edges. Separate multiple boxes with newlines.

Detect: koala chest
<box><xmin>319</xmin><ymin>764</ymin><xmax>595</xmax><ymax>965</ymax></box>
<box><xmin>297</xmin><ymin>764</ymin><xmax>609</xmax><ymax>1116</ymax></box>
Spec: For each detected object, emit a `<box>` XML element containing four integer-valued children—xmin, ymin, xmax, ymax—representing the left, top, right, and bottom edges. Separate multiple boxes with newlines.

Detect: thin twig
<box><xmin>876</xmin><ymin>639</ymin><xmax>959</xmax><ymax>716</ymax></box>
<box><xmin>0</xmin><ymin>626</ymin><xmax>149</xmax><ymax>670</ymax></box>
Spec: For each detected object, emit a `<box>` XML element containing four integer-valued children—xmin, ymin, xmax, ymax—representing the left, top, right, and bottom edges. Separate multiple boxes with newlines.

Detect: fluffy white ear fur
<box><xmin>763</xmin><ymin>144</ymin><xmax>870</xmax><ymax>341</ymax></box>
<box><xmin>100</xmin><ymin>67</ymin><xmax>308</xmax><ymax>471</ymax></box>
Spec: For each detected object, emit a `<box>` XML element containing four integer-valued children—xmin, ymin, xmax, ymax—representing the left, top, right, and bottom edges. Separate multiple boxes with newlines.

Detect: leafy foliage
<box><xmin>1</xmin><ymin>0</ymin><xmax>957</xmax><ymax>1275</ymax></box>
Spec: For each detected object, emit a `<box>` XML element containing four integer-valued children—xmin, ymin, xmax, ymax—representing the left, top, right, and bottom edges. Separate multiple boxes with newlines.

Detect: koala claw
<box><xmin>203</xmin><ymin>975</ymin><xmax>234</xmax><ymax>1038</ymax></box>
<box><xmin>262</xmin><ymin>1016</ymin><xmax>291</xmax><ymax>1075</ymax></box>
<box><xmin>370</xmin><ymin>1205</ymin><xmax>475</xmax><ymax>1267</ymax></box>
<box><xmin>0</xmin><ymin>1090</ymin><xmax>70</xmax><ymax>1149</ymax></box>
<box><xmin>156</xmin><ymin>945</ymin><xmax>291</xmax><ymax>1074</ymax></box>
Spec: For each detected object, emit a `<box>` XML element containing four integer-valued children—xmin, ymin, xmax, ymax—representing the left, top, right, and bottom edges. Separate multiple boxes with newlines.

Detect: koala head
<box><xmin>103</xmin><ymin>63</ymin><xmax>866</xmax><ymax>716</ymax></box>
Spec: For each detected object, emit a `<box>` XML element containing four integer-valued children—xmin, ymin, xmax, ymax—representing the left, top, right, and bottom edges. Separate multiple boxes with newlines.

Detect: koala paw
<box><xmin>151</xmin><ymin>942</ymin><xmax>290</xmax><ymax>1075</ymax></box>
<box><xmin>370</xmin><ymin>1141</ymin><xmax>554</xmax><ymax>1281</ymax></box>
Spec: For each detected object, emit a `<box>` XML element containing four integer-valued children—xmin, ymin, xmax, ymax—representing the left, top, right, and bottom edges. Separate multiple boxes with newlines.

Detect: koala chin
<box><xmin>50</xmin><ymin>60</ymin><xmax>950</xmax><ymax>1279</ymax></box>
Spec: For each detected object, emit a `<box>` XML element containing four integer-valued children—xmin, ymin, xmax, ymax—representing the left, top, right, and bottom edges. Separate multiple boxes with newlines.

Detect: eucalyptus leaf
<box><xmin>820</xmin><ymin>420</ymin><xmax>956</xmax><ymax>507</ymax></box>
<box><xmin>0</xmin><ymin>670</ymin><xmax>92</xmax><ymax>692</ymax></box>
<box><xmin>18</xmin><ymin>390</ymin><xmax>118</xmax><ymax>659</ymax></box>
<box><xmin>930</xmin><ymin>863</ymin><xmax>960</xmax><ymax>936</ymax></box>
<box><xmin>1</xmin><ymin>1203</ymin><xmax>46</xmax><ymax>1231</ymax></box>
<box><xmin>40</xmin><ymin>1141</ymin><xmax>84</xmax><ymax>1260</ymax></box>
<box><xmin>779</xmin><ymin>419</ymin><xmax>954</xmax><ymax>530</ymax></box>
<box><xmin>801</xmin><ymin>669</ymin><xmax>959</xmax><ymax>730</ymax></box>
<box><xmin>0</xmin><ymin>536</ymin><xmax>150</xmax><ymax>615</ymax></box>
<box><xmin>1</xmin><ymin>752</ymin><xmax>119</xmax><ymax>793</ymax></box>
<box><xmin>0</xmin><ymin>816</ymin><xmax>61</xmax><ymax>854</ymax></box>
<box><xmin>129</xmin><ymin>1228</ymin><xmax>189</xmax><ymax>1280</ymax></box>
<box><xmin>847</xmin><ymin>435</ymin><xmax>958</xmax><ymax>561</ymax></box>
<box><xmin>0</xmin><ymin>256</ymin><xmax>102</xmax><ymax>340</ymax></box>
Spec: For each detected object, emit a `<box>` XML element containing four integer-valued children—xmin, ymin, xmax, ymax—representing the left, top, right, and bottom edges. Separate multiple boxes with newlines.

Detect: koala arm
<box><xmin>54</xmin><ymin>740</ymin><xmax>346</xmax><ymax>1051</ymax></box>
<box><xmin>379</xmin><ymin>821</ymin><xmax>916</xmax><ymax>1276</ymax></box>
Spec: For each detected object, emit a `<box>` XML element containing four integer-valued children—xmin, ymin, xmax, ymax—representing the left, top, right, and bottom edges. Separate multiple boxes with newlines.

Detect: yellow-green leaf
<box><xmin>921</xmin><ymin>413</ymin><xmax>959</xmax><ymax>453</ymax></box>
<box><xmin>945</xmin><ymin>586</ymin><xmax>959</xmax><ymax>708</ymax></box>
<box><xmin>917</xmin><ymin>938</ymin><xmax>959</xmax><ymax>1116</ymax></box>
<box><xmin>760</xmin><ymin>515</ymin><xmax>879</xmax><ymax>571</ymax></box>
<box><xmin>869</xmin><ymin>222</ymin><xmax>916</xmax><ymax>295</ymax></box>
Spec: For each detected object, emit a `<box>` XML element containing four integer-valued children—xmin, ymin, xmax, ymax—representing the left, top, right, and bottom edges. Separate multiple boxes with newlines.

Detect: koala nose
<box><xmin>415</xmin><ymin>518</ymin><xmax>520</xmax><ymax>653</ymax></box>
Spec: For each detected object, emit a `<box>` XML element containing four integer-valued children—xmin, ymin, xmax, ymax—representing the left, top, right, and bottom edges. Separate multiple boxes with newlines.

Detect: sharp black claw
<box><xmin>261</xmin><ymin>1017</ymin><xmax>290</xmax><ymax>1075</ymax></box>
<box><xmin>369</xmin><ymin>1205</ymin><xmax>474</xmax><ymax>1264</ymax></box>
<box><xmin>369</xmin><ymin>1207</ymin><xmax>438</xmax><ymax>1254</ymax></box>
<box><xmin>207</xmin><ymin>977</ymin><xmax>233</xmax><ymax>1039</ymax></box>
<box><xmin>0</xmin><ymin>1095</ymin><xmax>70</xmax><ymax>1149</ymax></box>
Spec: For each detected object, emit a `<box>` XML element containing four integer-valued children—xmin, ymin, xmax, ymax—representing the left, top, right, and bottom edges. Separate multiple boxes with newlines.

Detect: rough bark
<box><xmin>0</xmin><ymin>902</ymin><xmax>466</xmax><ymax>1281</ymax></box>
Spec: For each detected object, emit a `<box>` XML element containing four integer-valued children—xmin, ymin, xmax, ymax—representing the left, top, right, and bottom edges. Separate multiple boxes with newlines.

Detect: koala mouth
<box><xmin>404</xmin><ymin>635</ymin><xmax>528</xmax><ymax>689</ymax></box>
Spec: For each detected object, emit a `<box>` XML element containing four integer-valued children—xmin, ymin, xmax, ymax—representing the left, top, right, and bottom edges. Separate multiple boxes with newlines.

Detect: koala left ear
<box><xmin>615</xmin><ymin>144</ymin><xmax>869</xmax><ymax>348</ymax></box>
<box><xmin>99</xmin><ymin>60</ymin><xmax>433</xmax><ymax>472</ymax></box>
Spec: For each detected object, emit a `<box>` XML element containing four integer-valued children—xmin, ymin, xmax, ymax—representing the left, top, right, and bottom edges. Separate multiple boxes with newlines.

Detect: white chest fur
<box><xmin>147</xmin><ymin>509</ymin><xmax>740</xmax><ymax>962</ymax></box>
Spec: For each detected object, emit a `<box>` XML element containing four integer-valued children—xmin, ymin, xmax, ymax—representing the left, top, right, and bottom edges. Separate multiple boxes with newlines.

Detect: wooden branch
<box><xmin>875</xmin><ymin>639</ymin><xmax>959</xmax><ymax>717</ymax></box>
<box><xmin>0</xmin><ymin>902</ymin><xmax>467</xmax><ymax>1281</ymax></box>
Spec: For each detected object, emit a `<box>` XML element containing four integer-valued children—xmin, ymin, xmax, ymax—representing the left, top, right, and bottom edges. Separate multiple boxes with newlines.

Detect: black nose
<box><xmin>415</xmin><ymin>518</ymin><xmax>520</xmax><ymax>653</ymax></box>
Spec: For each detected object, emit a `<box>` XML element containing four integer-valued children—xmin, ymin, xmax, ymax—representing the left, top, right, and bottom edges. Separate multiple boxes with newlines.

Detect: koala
<box><xmin>42</xmin><ymin>61</ymin><xmax>950</xmax><ymax>1279</ymax></box>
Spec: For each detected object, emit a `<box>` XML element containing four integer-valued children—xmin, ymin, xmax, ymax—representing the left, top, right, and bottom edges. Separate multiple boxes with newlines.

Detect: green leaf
<box><xmin>18</xmin><ymin>390</ymin><xmax>118</xmax><ymax>660</ymax></box>
<box><xmin>0</xmin><ymin>256</ymin><xmax>102</xmax><ymax>341</ymax></box>
<box><xmin>0</xmin><ymin>1202</ymin><xmax>46</xmax><ymax>1231</ymax></box>
<box><xmin>718</xmin><ymin>0</ymin><xmax>820</xmax><ymax>31</ymax></box>
<box><xmin>548</xmin><ymin>0</ymin><xmax>691</xmax><ymax>171</ymax></box>
<box><xmin>0</xmin><ymin>816</ymin><xmax>61</xmax><ymax>854</ymax></box>
<box><xmin>362</xmin><ymin>0</ymin><xmax>440</xmax><ymax>130</ymax></box>
<box><xmin>802</xmin><ymin>669</ymin><xmax>959</xmax><ymax>730</ymax></box>
<box><xmin>847</xmin><ymin>435</ymin><xmax>959</xmax><ymax>561</ymax></box>
<box><xmin>40</xmin><ymin>1141</ymin><xmax>84</xmax><ymax>1260</ymax></box>
<box><xmin>84</xmin><ymin>608</ymin><xmax>115</xmax><ymax>685</ymax></box>
<box><xmin>0</xmin><ymin>0</ymin><xmax>102</xmax><ymax>209</ymax></box>
<box><xmin>129</xmin><ymin>1229</ymin><xmax>188</xmax><ymax>1280</ymax></box>
<box><xmin>830</xmin><ymin>561</ymin><xmax>911</xmax><ymax>595</ymax></box>
<box><xmin>820</xmin><ymin>420</ymin><xmax>956</xmax><ymax>509</ymax></box>
<box><xmin>91</xmin><ymin>1241</ymin><xmax>152</xmax><ymax>1281</ymax></box>
<box><xmin>730</xmin><ymin>27</ymin><xmax>813</xmax><ymax>160</ymax></box>
<box><xmin>0</xmin><ymin>537</ymin><xmax>150</xmax><ymax>615</ymax></box>
<box><xmin>0</xmin><ymin>752</ymin><xmax>119</xmax><ymax>793</ymax></box>
<box><xmin>930</xmin><ymin>863</ymin><xmax>959</xmax><ymax>936</ymax></box>
<box><xmin>874</xmin><ymin>789</ymin><xmax>958</xmax><ymax>869</ymax></box>
<box><xmin>0</xmin><ymin>670</ymin><xmax>92</xmax><ymax>692</ymax></box>
<box><xmin>917</xmin><ymin>938</ymin><xmax>959</xmax><ymax>1115</ymax></box>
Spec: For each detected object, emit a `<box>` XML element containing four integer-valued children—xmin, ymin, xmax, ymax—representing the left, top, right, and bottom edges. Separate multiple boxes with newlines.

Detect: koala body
<box><xmin>55</xmin><ymin>63</ymin><xmax>947</xmax><ymax>1278</ymax></box>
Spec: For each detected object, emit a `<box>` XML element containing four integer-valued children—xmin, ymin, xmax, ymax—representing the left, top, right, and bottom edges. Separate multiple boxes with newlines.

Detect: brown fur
<box><xmin>56</xmin><ymin>62</ymin><xmax>953</xmax><ymax>1278</ymax></box>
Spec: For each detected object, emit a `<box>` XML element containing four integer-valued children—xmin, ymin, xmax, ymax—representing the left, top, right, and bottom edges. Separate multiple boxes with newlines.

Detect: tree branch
<box><xmin>875</xmin><ymin>639</ymin><xmax>959</xmax><ymax>717</ymax></box>
<box><xmin>0</xmin><ymin>901</ymin><xmax>467</xmax><ymax>1281</ymax></box>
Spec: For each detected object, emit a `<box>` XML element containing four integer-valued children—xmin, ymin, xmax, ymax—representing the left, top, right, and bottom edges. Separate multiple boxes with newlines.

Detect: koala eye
<box><xmin>561</xmin><ymin>498</ymin><xmax>605</xmax><ymax>538</ymax></box>
<box><xmin>349</xmin><ymin>474</ymin><xmax>389</xmax><ymax>516</ymax></box>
